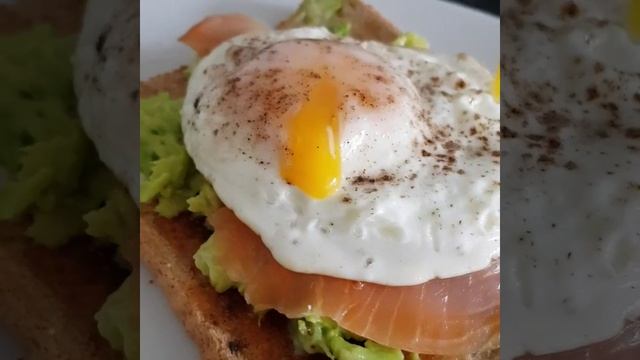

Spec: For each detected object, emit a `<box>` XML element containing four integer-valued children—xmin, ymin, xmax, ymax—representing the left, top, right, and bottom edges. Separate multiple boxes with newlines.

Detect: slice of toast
<box><xmin>140</xmin><ymin>1</ymin><xmax>499</xmax><ymax>359</ymax></box>
<box><xmin>0</xmin><ymin>221</ymin><xmax>125</xmax><ymax>360</ymax></box>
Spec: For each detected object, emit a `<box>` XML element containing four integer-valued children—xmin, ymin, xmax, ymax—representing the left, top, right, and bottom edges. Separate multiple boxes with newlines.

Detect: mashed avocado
<box><xmin>0</xmin><ymin>26</ymin><xmax>136</xmax><ymax>249</ymax></box>
<box><xmin>140</xmin><ymin>93</ymin><xmax>220</xmax><ymax>217</ymax></box>
<box><xmin>0</xmin><ymin>27</ymin><xmax>138</xmax><ymax>359</ymax></box>
<box><xmin>95</xmin><ymin>275</ymin><xmax>139</xmax><ymax>360</ymax></box>
<box><xmin>290</xmin><ymin>0</ymin><xmax>351</xmax><ymax>37</ymax></box>
<box><xmin>193</xmin><ymin>235</ymin><xmax>237</xmax><ymax>293</ymax></box>
<box><xmin>292</xmin><ymin>317</ymin><xmax>405</xmax><ymax>360</ymax></box>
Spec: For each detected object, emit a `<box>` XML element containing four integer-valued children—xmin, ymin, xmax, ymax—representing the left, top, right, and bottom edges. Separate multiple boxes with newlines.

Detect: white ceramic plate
<box><xmin>140</xmin><ymin>1</ymin><xmax>499</xmax><ymax>359</ymax></box>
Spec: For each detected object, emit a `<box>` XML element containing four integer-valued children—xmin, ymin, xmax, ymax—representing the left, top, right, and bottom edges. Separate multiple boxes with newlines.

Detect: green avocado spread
<box><xmin>292</xmin><ymin>0</ymin><xmax>351</xmax><ymax>37</ymax></box>
<box><xmin>140</xmin><ymin>93</ymin><xmax>220</xmax><ymax>217</ymax></box>
<box><xmin>0</xmin><ymin>27</ymin><xmax>136</xmax><ymax>249</ymax></box>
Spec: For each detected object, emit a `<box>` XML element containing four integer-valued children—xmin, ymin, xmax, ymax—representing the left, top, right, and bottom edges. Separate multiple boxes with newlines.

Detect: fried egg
<box><xmin>182</xmin><ymin>28</ymin><xmax>499</xmax><ymax>286</ymax></box>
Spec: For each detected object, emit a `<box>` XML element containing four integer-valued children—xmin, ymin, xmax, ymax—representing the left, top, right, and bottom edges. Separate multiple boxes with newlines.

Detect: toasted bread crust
<box><xmin>141</xmin><ymin>207</ymin><xmax>314</xmax><ymax>360</ymax></box>
<box><xmin>140</xmin><ymin>67</ymin><xmax>190</xmax><ymax>99</ymax></box>
<box><xmin>0</xmin><ymin>0</ymin><xmax>84</xmax><ymax>35</ymax></box>
<box><xmin>0</xmin><ymin>222</ymin><xmax>124</xmax><ymax>360</ymax></box>
<box><xmin>140</xmin><ymin>1</ymin><xmax>498</xmax><ymax>359</ymax></box>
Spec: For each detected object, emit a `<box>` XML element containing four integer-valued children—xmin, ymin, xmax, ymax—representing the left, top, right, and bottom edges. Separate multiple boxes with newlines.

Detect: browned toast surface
<box><xmin>0</xmin><ymin>0</ymin><xmax>84</xmax><ymax>35</ymax></box>
<box><xmin>140</xmin><ymin>1</ymin><xmax>498</xmax><ymax>359</ymax></box>
<box><xmin>141</xmin><ymin>67</ymin><xmax>190</xmax><ymax>99</ymax></box>
<box><xmin>141</xmin><ymin>207</ymin><xmax>316</xmax><ymax>360</ymax></box>
<box><xmin>0</xmin><ymin>222</ymin><xmax>124</xmax><ymax>360</ymax></box>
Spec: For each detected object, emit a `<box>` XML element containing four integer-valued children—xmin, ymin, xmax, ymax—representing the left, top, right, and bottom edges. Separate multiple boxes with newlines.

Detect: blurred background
<box><xmin>448</xmin><ymin>0</ymin><xmax>499</xmax><ymax>15</ymax></box>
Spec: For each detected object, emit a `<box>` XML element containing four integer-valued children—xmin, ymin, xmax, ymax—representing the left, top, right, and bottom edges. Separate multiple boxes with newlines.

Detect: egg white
<box><xmin>74</xmin><ymin>0</ymin><xmax>140</xmax><ymax>203</ymax></box>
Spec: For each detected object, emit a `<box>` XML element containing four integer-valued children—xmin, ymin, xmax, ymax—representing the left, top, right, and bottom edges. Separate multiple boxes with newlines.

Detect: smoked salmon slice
<box><xmin>207</xmin><ymin>207</ymin><xmax>500</xmax><ymax>356</ymax></box>
<box><xmin>179</xmin><ymin>14</ymin><xmax>268</xmax><ymax>57</ymax></box>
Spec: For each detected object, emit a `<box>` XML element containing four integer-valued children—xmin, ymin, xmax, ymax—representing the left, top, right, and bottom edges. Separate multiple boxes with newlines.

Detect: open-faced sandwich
<box><xmin>140</xmin><ymin>1</ymin><xmax>500</xmax><ymax>359</ymax></box>
<box><xmin>0</xmin><ymin>0</ymin><xmax>139</xmax><ymax>358</ymax></box>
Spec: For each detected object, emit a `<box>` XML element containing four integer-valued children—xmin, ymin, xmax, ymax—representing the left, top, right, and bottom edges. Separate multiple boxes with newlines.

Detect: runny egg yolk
<box><xmin>628</xmin><ymin>0</ymin><xmax>640</xmax><ymax>41</ymax></box>
<box><xmin>280</xmin><ymin>78</ymin><xmax>341</xmax><ymax>199</ymax></box>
